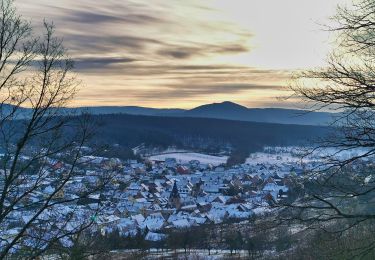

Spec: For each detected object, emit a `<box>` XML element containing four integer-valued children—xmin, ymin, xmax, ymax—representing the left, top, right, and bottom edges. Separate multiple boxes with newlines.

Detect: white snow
<box><xmin>145</xmin><ymin>232</ymin><xmax>167</xmax><ymax>242</ymax></box>
<box><xmin>246</xmin><ymin>152</ymin><xmax>306</xmax><ymax>165</ymax></box>
<box><xmin>149</xmin><ymin>153</ymin><xmax>228</xmax><ymax>166</ymax></box>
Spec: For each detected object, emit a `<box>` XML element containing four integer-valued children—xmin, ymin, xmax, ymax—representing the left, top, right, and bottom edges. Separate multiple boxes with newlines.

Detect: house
<box><xmin>203</xmin><ymin>184</ymin><xmax>220</xmax><ymax>193</ymax></box>
<box><xmin>117</xmin><ymin>218</ymin><xmax>137</xmax><ymax>237</ymax></box>
<box><xmin>197</xmin><ymin>202</ymin><xmax>212</xmax><ymax>213</ymax></box>
<box><xmin>226</xmin><ymin>205</ymin><xmax>253</xmax><ymax>220</ymax></box>
<box><xmin>146</xmin><ymin>203</ymin><xmax>162</xmax><ymax>214</ymax></box>
<box><xmin>96</xmin><ymin>215</ymin><xmax>121</xmax><ymax>235</ymax></box>
<box><xmin>226</xmin><ymin>196</ymin><xmax>245</xmax><ymax>205</ymax></box>
<box><xmin>176</xmin><ymin>166</ymin><xmax>190</xmax><ymax>175</ymax></box>
<box><xmin>189</xmin><ymin>160</ymin><xmax>200</xmax><ymax>168</ymax></box>
<box><xmin>263</xmin><ymin>183</ymin><xmax>288</xmax><ymax>200</ymax></box>
<box><xmin>131</xmin><ymin>214</ymin><xmax>145</xmax><ymax>225</ymax></box>
<box><xmin>170</xmin><ymin>219</ymin><xmax>196</xmax><ymax>229</ymax></box>
<box><xmin>142</xmin><ymin>213</ymin><xmax>166</xmax><ymax>231</ymax></box>
<box><xmin>207</xmin><ymin>203</ymin><xmax>230</xmax><ymax>223</ymax></box>
<box><xmin>212</xmin><ymin>196</ymin><xmax>227</xmax><ymax>204</ymax></box>
<box><xmin>51</xmin><ymin>161</ymin><xmax>64</xmax><ymax>171</ymax></box>
<box><xmin>165</xmin><ymin>158</ymin><xmax>177</xmax><ymax>168</ymax></box>
<box><xmin>180</xmin><ymin>204</ymin><xmax>197</xmax><ymax>212</ymax></box>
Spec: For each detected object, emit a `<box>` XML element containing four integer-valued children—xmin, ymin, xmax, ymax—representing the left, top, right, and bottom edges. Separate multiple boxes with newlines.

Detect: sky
<box><xmin>17</xmin><ymin>0</ymin><xmax>348</xmax><ymax>109</ymax></box>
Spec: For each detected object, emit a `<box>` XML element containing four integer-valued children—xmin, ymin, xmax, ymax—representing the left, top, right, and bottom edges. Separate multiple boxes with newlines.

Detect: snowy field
<box><xmin>246</xmin><ymin>146</ymin><xmax>375</xmax><ymax>166</ymax></box>
<box><xmin>148</xmin><ymin>153</ymin><xmax>228</xmax><ymax>166</ymax></box>
<box><xmin>245</xmin><ymin>152</ymin><xmax>307</xmax><ymax>165</ymax></box>
<box><xmin>309</xmin><ymin>147</ymin><xmax>374</xmax><ymax>161</ymax></box>
<box><xmin>110</xmin><ymin>249</ymin><xmax>256</xmax><ymax>259</ymax></box>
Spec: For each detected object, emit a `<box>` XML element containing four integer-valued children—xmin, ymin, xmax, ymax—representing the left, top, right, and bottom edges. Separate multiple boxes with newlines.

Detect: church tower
<box><xmin>168</xmin><ymin>181</ymin><xmax>181</xmax><ymax>209</ymax></box>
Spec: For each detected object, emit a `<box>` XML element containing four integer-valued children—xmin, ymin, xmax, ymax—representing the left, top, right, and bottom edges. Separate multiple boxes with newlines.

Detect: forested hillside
<box><xmin>92</xmin><ymin>114</ymin><xmax>331</xmax><ymax>153</ymax></box>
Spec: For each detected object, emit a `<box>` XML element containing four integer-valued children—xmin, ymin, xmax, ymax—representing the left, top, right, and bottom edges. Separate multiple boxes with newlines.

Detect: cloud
<box><xmin>74</xmin><ymin>57</ymin><xmax>136</xmax><ymax>70</ymax></box>
<box><xmin>62</xmin><ymin>34</ymin><xmax>162</xmax><ymax>55</ymax></box>
<box><xmin>66</xmin><ymin>10</ymin><xmax>162</xmax><ymax>25</ymax></box>
<box><xmin>72</xmin><ymin>61</ymin><xmax>291</xmax><ymax>84</ymax></box>
<box><xmin>157</xmin><ymin>49</ymin><xmax>194</xmax><ymax>59</ymax></box>
<box><xmin>149</xmin><ymin>83</ymin><xmax>283</xmax><ymax>98</ymax></box>
<box><xmin>156</xmin><ymin>43</ymin><xmax>249</xmax><ymax>59</ymax></box>
<box><xmin>20</xmin><ymin>1</ymin><xmax>252</xmax><ymax>64</ymax></box>
<box><xmin>68</xmin><ymin>12</ymin><xmax>126</xmax><ymax>24</ymax></box>
<box><xmin>80</xmin><ymin>82</ymin><xmax>285</xmax><ymax>101</ymax></box>
<box><xmin>18</xmin><ymin>0</ymin><xmax>291</xmax><ymax>108</ymax></box>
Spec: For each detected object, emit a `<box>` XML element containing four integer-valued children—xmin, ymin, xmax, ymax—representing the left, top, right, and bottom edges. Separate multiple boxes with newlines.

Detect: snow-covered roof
<box><xmin>145</xmin><ymin>232</ymin><xmax>167</xmax><ymax>242</ymax></box>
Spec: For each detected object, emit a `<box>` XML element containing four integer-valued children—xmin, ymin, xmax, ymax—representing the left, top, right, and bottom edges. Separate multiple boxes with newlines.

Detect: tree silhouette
<box><xmin>0</xmin><ymin>0</ymin><xmax>113</xmax><ymax>258</ymax></box>
<box><xmin>286</xmin><ymin>0</ymin><xmax>375</xmax><ymax>257</ymax></box>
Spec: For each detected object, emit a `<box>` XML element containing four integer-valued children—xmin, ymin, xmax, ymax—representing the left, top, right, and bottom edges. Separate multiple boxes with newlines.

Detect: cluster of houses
<box><xmin>1</xmin><ymin>148</ymin><xmax>302</xmax><ymax>251</ymax></box>
<box><xmin>85</xmin><ymin>153</ymin><xmax>297</xmax><ymax>243</ymax></box>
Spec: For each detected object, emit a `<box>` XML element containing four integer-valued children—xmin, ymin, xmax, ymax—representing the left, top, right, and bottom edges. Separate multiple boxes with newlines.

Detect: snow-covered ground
<box><xmin>148</xmin><ymin>153</ymin><xmax>228</xmax><ymax>166</ymax></box>
<box><xmin>111</xmin><ymin>249</ymin><xmax>252</xmax><ymax>259</ymax></box>
<box><xmin>309</xmin><ymin>147</ymin><xmax>374</xmax><ymax>161</ymax></box>
<box><xmin>245</xmin><ymin>152</ymin><xmax>306</xmax><ymax>165</ymax></box>
<box><xmin>246</xmin><ymin>146</ymin><xmax>375</xmax><ymax>168</ymax></box>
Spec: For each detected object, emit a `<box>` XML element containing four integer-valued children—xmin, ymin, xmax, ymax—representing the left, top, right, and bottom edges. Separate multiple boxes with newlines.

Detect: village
<box><xmin>1</xmin><ymin>146</ymin><xmax>313</xmax><ymax>251</ymax></box>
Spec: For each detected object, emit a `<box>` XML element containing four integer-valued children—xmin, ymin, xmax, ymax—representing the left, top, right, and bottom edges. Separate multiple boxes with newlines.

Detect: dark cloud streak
<box><xmin>81</xmin><ymin>83</ymin><xmax>284</xmax><ymax>100</ymax></box>
<box><xmin>18</xmin><ymin>1</ymin><xmax>290</xmax><ymax>106</ymax></box>
<box><xmin>74</xmin><ymin>57</ymin><xmax>136</xmax><ymax>70</ymax></box>
<box><xmin>157</xmin><ymin>43</ymin><xmax>249</xmax><ymax>60</ymax></box>
<box><xmin>67</xmin><ymin>10</ymin><xmax>163</xmax><ymax>25</ymax></box>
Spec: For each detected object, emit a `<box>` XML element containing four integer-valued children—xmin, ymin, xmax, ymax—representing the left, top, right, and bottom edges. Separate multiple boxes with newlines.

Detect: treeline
<box><xmin>8</xmin><ymin>113</ymin><xmax>331</xmax><ymax>161</ymax></box>
<box><xmin>92</xmin><ymin>145</ymin><xmax>141</xmax><ymax>161</ymax></box>
<box><xmin>61</xmin><ymin>218</ymin><xmax>298</xmax><ymax>259</ymax></box>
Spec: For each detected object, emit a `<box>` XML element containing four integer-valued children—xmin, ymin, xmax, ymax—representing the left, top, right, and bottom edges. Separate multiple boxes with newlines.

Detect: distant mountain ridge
<box><xmin>79</xmin><ymin>101</ymin><xmax>336</xmax><ymax>126</ymax></box>
<box><xmin>185</xmin><ymin>101</ymin><xmax>249</xmax><ymax>117</ymax></box>
<box><xmin>75</xmin><ymin>106</ymin><xmax>184</xmax><ymax>116</ymax></box>
<box><xmin>3</xmin><ymin>101</ymin><xmax>337</xmax><ymax>126</ymax></box>
<box><xmin>180</xmin><ymin>101</ymin><xmax>335</xmax><ymax>125</ymax></box>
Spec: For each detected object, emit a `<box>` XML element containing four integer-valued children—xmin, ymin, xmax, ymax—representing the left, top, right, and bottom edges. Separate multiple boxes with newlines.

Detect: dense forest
<box><xmin>91</xmin><ymin>114</ymin><xmax>331</xmax><ymax>157</ymax></box>
<box><xmin>7</xmin><ymin>113</ymin><xmax>331</xmax><ymax>162</ymax></box>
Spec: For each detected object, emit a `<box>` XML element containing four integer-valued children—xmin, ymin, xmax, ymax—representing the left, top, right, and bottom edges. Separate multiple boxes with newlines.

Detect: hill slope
<box><xmin>181</xmin><ymin>101</ymin><xmax>334</xmax><ymax>125</ymax></box>
<box><xmin>92</xmin><ymin>114</ymin><xmax>331</xmax><ymax>153</ymax></box>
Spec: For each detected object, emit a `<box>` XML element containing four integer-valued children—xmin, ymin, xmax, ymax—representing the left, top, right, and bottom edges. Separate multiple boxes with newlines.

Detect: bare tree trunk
<box><xmin>0</xmin><ymin>1</ymin><xmax>114</xmax><ymax>258</ymax></box>
<box><xmin>285</xmin><ymin>0</ymin><xmax>375</xmax><ymax>258</ymax></box>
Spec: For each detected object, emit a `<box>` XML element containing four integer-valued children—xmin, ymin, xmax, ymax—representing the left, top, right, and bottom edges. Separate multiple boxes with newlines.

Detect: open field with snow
<box><xmin>246</xmin><ymin>152</ymin><xmax>306</xmax><ymax>165</ymax></box>
<box><xmin>109</xmin><ymin>249</ymin><xmax>264</xmax><ymax>259</ymax></box>
<box><xmin>148</xmin><ymin>152</ymin><xmax>228</xmax><ymax>166</ymax></box>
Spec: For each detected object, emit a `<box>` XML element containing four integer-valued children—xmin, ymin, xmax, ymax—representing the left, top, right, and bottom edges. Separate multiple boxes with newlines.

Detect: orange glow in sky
<box><xmin>18</xmin><ymin>0</ymin><xmax>349</xmax><ymax>108</ymax></box>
